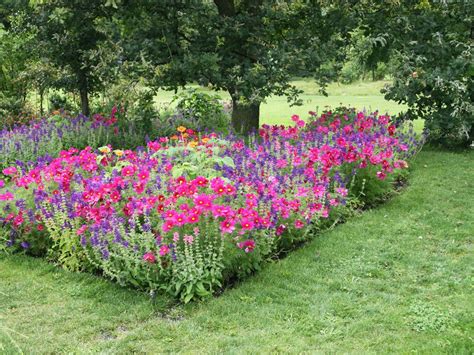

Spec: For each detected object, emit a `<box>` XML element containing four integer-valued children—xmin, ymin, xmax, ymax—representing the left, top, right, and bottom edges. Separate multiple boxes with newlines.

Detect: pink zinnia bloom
<box><xmin>376</xmin><ymin>171</ymin><xmax>387</xmax><ymax>180</ymax></box>
<box><xmin>276</xmin><ymin>224</ymin><xmax>286</xmax><ymax>236</ymax></box>
<box><xmin>0</xmin><ymin>192</ymin><xmax>14</xmax><ymax>201</ymax></box>
<box><xmin>193</xmin><ymin>176</ymin><xmax>209</xmax><ymax>187</ymax></box>
<box><xmin>2</xmin><ymin>166</ymin><xmax>17</xmax><ymax>176</ymax></box>
<box><xmin>159</xmin><ymin>245</ymin><xmax>170</xmax><ymax>256</ymax></box>
<box><xmin>294</xmin><ymin>219</ymin><xmax>305</xmax><ymax>229</ymax></box>
<box><xmin>336</xmin><ymin>187</ymin><xmax>348</xmax><ymax>197</ymax></box>
<box><xmin>276</xmin><ymin>159</ymin><xmax>287</xmax><ymax>169</ymax></box>
<box><xmin>240</xmin><ymin>218</ymin><xmax>254</xmax><ymax>231</ymax></box>
<box><xmin>147</xmin><ymin>141</ymin><xmax>161</xmax><ymax>152</ymax></box>
<box><xmin>194</xmin><ymin>194</ymin><xmax>212</xmax><ymax>209</ymax></box>
<box><xmin>137</xmin><ymin>169</ymin><xmax>149</xmax><ymax>181</ymax></box>
<box><xmin>220</xmin><ymin>219</ymin><xmax>235</xmax><ymax>234</ymax></box>
<box><xmin>187</xmin><ymin>213</ymin><xmax>200</xmax><ymax>224</ymax></box>
<box><xmin>143</xmin><ymin>252</ymin><xmax>156</xmax><ymax>264</ymax></box>
<box><xmin>173</xmin><ymin>213</ymin><xmax>186</xmax><ymax>226</ymax></box>
<box><xmin>110</xmin><ymin>190</ymin><xmax>121</xmax><ymax>203</ymax></box>
<box><xmin>237</xmin><ymin>239</ymin><xmax>255</xmax><ymax>253</ymax></box>
<box><xmin>121</xmin><ymin>165</ymin><xmax>136</xmax><ymax>177</ymax></box>
<box><xmin>162</xmin><ymin>221</ymin><xmax>174</xmax><ymax>232</ymax></box>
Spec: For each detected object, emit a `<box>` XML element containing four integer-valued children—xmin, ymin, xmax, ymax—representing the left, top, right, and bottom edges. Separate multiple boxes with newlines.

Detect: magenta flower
<box><xmin>159</xmin><ymin>245</ymin><xmax>170</xmax><ymax>256</ymax></box>
<box><xmin>143</xmin><ymin>252</ymin><xmax>156</xmax><ymax>264</ymax></box>
<box><xmin>2</xmin><ymin>166</ymin><xmax>17</xmax><ymax>175</ymax></box>
<box><xmin>294</xmin><ymin>220</ymin><xmax>305</xmax><ymax>229</ymax></box>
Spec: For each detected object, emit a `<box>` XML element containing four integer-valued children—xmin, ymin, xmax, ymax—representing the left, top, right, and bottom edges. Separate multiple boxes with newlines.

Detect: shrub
<box><xmin>172</xmin><ymin>89</ymin><xmax>230</xmax><ymax>133</ymax></box>
<box><xmin>49</xmin><ymin>92</ymin><xmax>75</xmax><ymax>112</ymax></box>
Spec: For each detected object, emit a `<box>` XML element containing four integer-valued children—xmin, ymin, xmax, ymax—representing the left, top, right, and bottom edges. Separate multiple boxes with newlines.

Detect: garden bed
<box><xmin>0</xmin><ymin>108</ymin><xmax>423</xmax><ymax>302</ymax></box>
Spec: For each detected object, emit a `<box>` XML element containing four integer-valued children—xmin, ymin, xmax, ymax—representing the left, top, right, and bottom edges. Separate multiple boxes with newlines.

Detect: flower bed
<box><xmin>0</xmin><ymin>108</ymin><xmax>423</xmax><ymax>302</ymax></box>
<box><xmin>0</xmin><ymin>112</ymin><xmax>118</xmax><ymax>172</ymax></box>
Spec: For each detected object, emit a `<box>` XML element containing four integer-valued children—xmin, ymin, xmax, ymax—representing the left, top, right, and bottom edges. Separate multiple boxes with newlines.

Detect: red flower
<box><xmin>388</xmin><ymin>124</ymin><xmax>396</xmax><ymax>136</ymax></box>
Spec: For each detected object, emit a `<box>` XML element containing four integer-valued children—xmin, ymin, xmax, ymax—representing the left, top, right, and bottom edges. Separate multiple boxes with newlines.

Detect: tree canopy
<box><xmin>0</xmin><ymin>0</ymin><xmax>472</xmax><ymax>144</ymax></box>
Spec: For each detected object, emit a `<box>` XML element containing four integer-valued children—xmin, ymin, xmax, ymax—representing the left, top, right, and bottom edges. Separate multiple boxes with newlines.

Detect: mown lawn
<box><xmin>154</xmin><ymin>79</ymin><xmax>424</xmax><ymax>131</ymax></box>
<box><xmin>1</xmin><ymin>148</ymin><xmax>472</xmax><ymax>353</ymax></box>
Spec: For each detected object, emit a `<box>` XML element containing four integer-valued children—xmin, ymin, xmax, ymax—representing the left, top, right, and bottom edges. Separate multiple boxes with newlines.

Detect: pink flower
<box><xmin>220</xmin><ymin>219</ymin><xmax>235</xmax><ymax>234</ymax></box>
<box><xmin>173</xmin><ymin>232</ymin><xmax>180</xmax><ymax>242</ymax></box>
<box><xmin>172</xmin><ymin>213</ymin><xmax>186</xmax><ymax>226</ymax></box>
<box><xmin>240</xmin><ymin>218</ymin><xmax>255</xmax><ymax>231</ymax></box>
<box><xmin>159</xmin><ymin>245</ymin><xmax>170</xmax><ymax>256</ymax></box>
<box><xmin>162</xmin><ymin>221</ymin><xmax>174</xmax><ymax>232</ymax></box>
<box><xmin>183</xmin><ymin>235</ymin><xmax>194</xmax><ymax>244</ymax></box>
<box><xmin>187</xmin><ymin>213</ymin><xmax>200</xmax><ymax>224</ymax></box>
<box><xmin>147</xmin><ymin>141</ymin><xmax>161</xmax><ymax>152</ymax></box>
<box><xmin>193</xmin><ymin>176</ymin><xmax>209</xmax><ymax>187</ymax></box>
<box><xmin>294</xmin><ymin>219</ymin><xmax>305</xmax><ymax>229</ymax></box>
<box><xmin>76</xmin><ymin>225</ymin><xmax>88</xmax><ymax>236</ymax></box>
<box><xmin>276</xmin><ymin>159</ymin><xmax>288</xmax><ymax>169</ymax></box>
<box><xmin>376</xmin><ymin>171</ymin><xmax>387</xmax><ymax>180</ymax></box>
<box><xmin>194</xmin><ymin>194</ymin><xmax>213</xmax><ymax>209</ymax></box>
<box><xmin>276</xmin><ymin>224</ymin><xmax>286</xmax><ymax>236</ymax></box>
<box><xmin>0</xmin><ymin>179</ymin><xmax>5</xmax><ymax>188</ymax></box>
<box><xmin>121</xmin><ymin>165</ymin><xmax>136</xmax><ymax>177</ymax></box>
<box><xmin>0</xmin><ymin>192</ymin><xmax>14</xmax><ymax>201</ymax></box>
<box><xmin>137</xmin><ymin>169</ymin><xmax>149</xmax><ymax>181</ymax></box>
<box><xmin>2</xmin><ymin>166</ymin><xmax>17</xmax><ymax>175</ymax></box>
<box><xmin>13</xmin><ymin>212</ymin><xmax>24</xmax><ymax>227</ymax></box>
<box><xmin>143</xmin><ymin>252</ymin><xmax>156</xmax><ymax>264</ymax></box>
<box><xmin>336</xmin><ymin>187</ymin><xmax>348</xmax><ymax>197</ymax></box>
<box><xmin>237</xmin><ymin>239</ymin><xmax>255</xmax><ymax>253</ymax></box>
<box><xmin>291</xmin><ymin>114</ymin><xmax>300</xmax><ymax>122</ymax></box>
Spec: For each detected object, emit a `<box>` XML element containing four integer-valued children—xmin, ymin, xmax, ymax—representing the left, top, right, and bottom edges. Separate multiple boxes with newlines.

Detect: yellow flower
<box><xmin>113</xmin><ymin>149</ymin><xmax>124</xmax><ymax>157</ymax></box>
<box><xmin>170</xmin><ymin>135</ymin><xmax>179</xmax><ymax>140</ymax></box>
<box><xmin>98</xmin><ymin>146</ymin><xmax>111</xmax><ymax>154</ymax></box>
<box><xmin>182</xmin><ymin>133</ymin><xmax>189</xmax><ymax>139</ymax></box>
<box><xmin>201</xmin><ymin>137</ymin><xmax>210</xmax><ymax>144</ymax></box>
<box><xmin>188</xmin><ymin>141</ymin><xmax>198</xmax><ymax>148</ymax></box>
<box><xmin>177</xmin><ymin>126</ymin><xmax>186</xmax><ymax>133</ymax></box>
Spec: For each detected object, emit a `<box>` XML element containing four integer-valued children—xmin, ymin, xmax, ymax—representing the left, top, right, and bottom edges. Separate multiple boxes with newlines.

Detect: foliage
<box><xmin>339</xmin><ymin>27</ymin><xmax>390</xmax><ymax>84</ymax></box>
<box><xmin>49</xmin><ymin>93</ymin><xmax>75</xmax><ymax>112</ymax></box>
<box><xmin>0</xmin><ymin>109</ymin><xmax>421</xmax><ymax>302</ymax></box>
<box><xmin>363</xmin><ymin>0</ymin><xmax>474</xmax><ymax>147</ymax></box>
<box><xmin>0</xmin><ymin>15</ymin><xmax>34</xmax><ymax>118</ymax></box>
<box><xmin>172</xmin><ymin>90</ymin><xmax>230</xmax><ymax>133</ymax></box>
<box><xmin>29</xmin><ymin>0</ymin><xmax>114</xmax><ymax>115</ymax></box>
<box><xmin>116</xmin><ymin>0</ymin><xmax>355</xmax><ymax>132</ymax></box>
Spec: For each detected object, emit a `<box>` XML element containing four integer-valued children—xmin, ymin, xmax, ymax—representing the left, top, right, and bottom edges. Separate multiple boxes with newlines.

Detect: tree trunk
<box><xmin>39</xmin><ymin>88</ymin><xmax>44</xmax><ymax>116</ymax></box>
<box><xmin>78</xmin><ymin>71</ymin><xmax>90</xmax><ymax>116</ymax></box>
<box><xmin>231</xmin><ymin>98</ymin><xmax>260</xmax><ymax>134</ymax></box>
<box><xmin>79</xmin><ymin>87</ymin><xmax>89</xmax><ymax>117</ymax></box>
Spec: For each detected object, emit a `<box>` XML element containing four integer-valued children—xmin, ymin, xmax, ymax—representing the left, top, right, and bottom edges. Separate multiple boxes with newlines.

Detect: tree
<box><xmin>29</xmin><ymin>0</ymin><xmax>112</xmax><ymax>116</ymax></box>
<box><xmin>363</xmin><ymin>0</ymin><xmax>473</xmax><ymax>146</ymax></box>
<box><xmin>118</xmin><ymin>1</ymin><xmax>353</xmax><ymax>133</ymax></box>
<box><xmin>0</xmin><ymin>12</ymin><xmax>34</xmax><ymax>117</ymax></box>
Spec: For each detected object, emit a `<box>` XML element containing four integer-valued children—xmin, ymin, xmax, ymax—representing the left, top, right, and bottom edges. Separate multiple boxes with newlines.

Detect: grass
<box><xmin>1</xmin><ymin>148</ymin><xmax>472</xmax><ymax>353</ymax></box>
<box><xmin>154</xmin><ymin>79</ymin><xmax>424</xmax><ymax>131</ymax></box>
